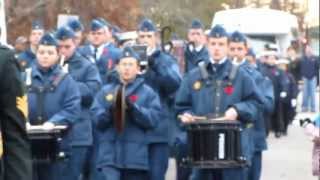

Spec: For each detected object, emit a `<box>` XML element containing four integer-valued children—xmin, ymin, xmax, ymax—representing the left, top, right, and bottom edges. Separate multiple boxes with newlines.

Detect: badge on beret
<box><xmin>193</xmin><ymin>81</ymin><xmax>202</xmax><ymax>91</ymax></box>
<box><xmin>106</xmin><ymin>94</ymin><xmax>114</xmax><ymax>102</ymax></box>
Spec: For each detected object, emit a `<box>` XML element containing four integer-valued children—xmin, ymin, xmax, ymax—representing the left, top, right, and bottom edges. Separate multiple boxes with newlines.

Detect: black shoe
<box><xmin>275</xmin><ymin>132</ymin><xmax>281</xmax><ymax>138</ymax></box>
<box><xmin>282</xmin><ymin>131</ymin><xmax>288</xmax><ymax>136</ymax></box>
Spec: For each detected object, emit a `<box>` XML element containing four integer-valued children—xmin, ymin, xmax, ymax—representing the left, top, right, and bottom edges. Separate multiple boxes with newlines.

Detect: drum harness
<box><xmin>198</xmin><ymin>61</ymin><xmax>253</xmax><ymax>129</ymax></box>
<box><xmin>27</xmin><ymin>72</ymin><xmax>67</xmax><ymax>125</ymax></box>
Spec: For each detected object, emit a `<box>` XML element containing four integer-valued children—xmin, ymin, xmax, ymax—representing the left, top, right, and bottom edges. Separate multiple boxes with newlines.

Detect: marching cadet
<box><xmin>80</xmin><ymin>19</ymin><xmax>121</xmax><ymax>84</ymax></box>
<box><xmin>261</xmin><ymin>51</ymin><xmax>288</xmax><ymax>138</ymax></box>
<box><xmin>175</xmin><ymin>18</ymin><xmax>209</xmax><ymax>180</ymax></box>
<box><xmin>0</xmin><ymin>44</ymin><xmax>32</xmax><ymax>180</ymax></box>
<box><xmin>175</xmin><ymin>25</ymin><xmax>263</xmax><ymax>180</ymax></box>
<box><xmin>18</xmin><ymin>20</ymin><xmax>45</xmax><ymax>70</ymax></box>
<box><xmin>228</xmin><ymin>31</ymin><xmax>274</xmax><ymax>180</ymax></box>
<box><xmin>26</xmin><ymin>33</ymin><xmax>81</xmax><ymax>180</ymax></box>
<box><xmin>55</xmin><ymin>27</ymin><xmax>102</xmax><ymax>180</ymax></box>
<box><xmin>90</xmin><ymin>46</ymin><xmax>161</xmax><ymax>180</ymax></box>
<box><xmin>67</xmin><ymin>19</ymin><xmax>85</xmax><ymax>48</ymax></box>
<box><xmin>184</xmin><ymin>19</ymin><xmax>209</xmax><ymax>73</ymax></box>
<box><xmin>276</xmin><ymin>58</ymin><xmax>298</xmax><ymax>136</ymax></box>
<box><xmin>136</xmin><ymin>19</ymin><xmax>181</xmax><ymax>180</ymax></box>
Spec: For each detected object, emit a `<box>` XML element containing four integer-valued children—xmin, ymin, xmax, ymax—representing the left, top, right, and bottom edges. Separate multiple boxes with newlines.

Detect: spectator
<box><xmin>300</xmin><ymin>46</ymin><xmax>319</xmax><ymax>112</ymax></box>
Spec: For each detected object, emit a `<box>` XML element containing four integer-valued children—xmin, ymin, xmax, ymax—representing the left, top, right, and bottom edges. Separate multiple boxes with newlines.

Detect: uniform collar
<box><xmin>25</xmin><ymin>47</ymin><xmax>36</xmax><ymax>58</ymax></box>
<box><xmin>33</xmin><ymin>64</ymin><xmax>60</xmax><ymax>81</ymax></box>
<box><xmin>65</xmin><ymin>52</ymin><xmax>81</xmax><ymax>64</ymax></box>
<box><xmin>195</xmin><ymin>45</ymin><xmax>204</xmax><ymax>52</ymax></box>
<box><xmin>210</xmin><ymin>56</ymin><xmax>228</xmax><ymax>65</ymax></box>
<box><xmin>116</xmin><ymin>77</ymin><xmax>145</xmax><ymax>97</ymax></box>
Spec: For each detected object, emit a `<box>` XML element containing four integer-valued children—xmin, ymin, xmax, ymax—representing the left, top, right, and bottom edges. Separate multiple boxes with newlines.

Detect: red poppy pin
<box><xmin>224</xmin><ymin>85</ymin><xmax>234</xmax><ymax>95</ymax></box>
<box><xmin>107</xmin><ymin>59</ymin><xmax>113</xmax><ymax>69</ymax></box>
<box><xmin>103</xmin><ymin>48</ymin><xmax>109</xmax><ymax>55</ymax></box>
<box><xmin>129</xmin><ymin>95</ymin><xmax>138</xmax><ymax>103</ymax></box>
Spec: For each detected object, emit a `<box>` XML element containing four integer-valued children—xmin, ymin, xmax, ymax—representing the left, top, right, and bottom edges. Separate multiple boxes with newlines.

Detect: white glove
<box><xmin>42</xmin><ymin>122</ymin><xmax>55</xmax><ymax>131</ymax></box>
<box><xmin>280</xmin><ymin>92</ymin><xmax>287</xmax><ymax>98</ymax></box>
<box><xmin>26</xmin><ymin>122</ymin><xmax>31</xmax><ymax>130</ymax></box>
<box><xmin>224</xmin><ymin>107</ymin><xmax>238</xmax><ymax>121</ymax></box>
<box><xmin>291</xmin><ymin>99</ymin><xmax>297</xmax><ymax>107</ymax></box>
<box><xmin>179</xmin><ymin>113</ymin><xmax>195</xmax><ymax>123</ymax></box>
<box><xmin>62</xmin><ymin>64</ymin><xmax>69</xmax><ymax>73</ymax></box>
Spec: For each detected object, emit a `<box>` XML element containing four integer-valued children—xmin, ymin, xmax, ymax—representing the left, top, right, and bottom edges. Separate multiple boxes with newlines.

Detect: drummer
<box><xmin>175</xmin><ymin>25</ymin><xmax>263</xmax><ymax>180</ymax></box>
<box><xmin>90</xmin><ymin>46</ymin><xmax>162</xmax><ymax>180</ymax></box>
<box><xmin>26</xmin><ymin>33</ymin><xmax>81</xmax><ymax>180</ymax></box>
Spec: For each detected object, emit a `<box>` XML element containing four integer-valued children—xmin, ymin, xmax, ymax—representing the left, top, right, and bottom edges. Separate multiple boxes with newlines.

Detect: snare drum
<box><xmin>182</xmin><ymin>120</ymin><xmax>247</xmax><ymax>169</ymax></box>
<box><xmin>27</xmin><ymin>126</ymin><xmax>67</xmax><ymax>163</ymax></box>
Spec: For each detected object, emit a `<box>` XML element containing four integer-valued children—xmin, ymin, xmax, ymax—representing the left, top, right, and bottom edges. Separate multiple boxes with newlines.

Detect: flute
<box><xmin>60</xmin><ymin>55</ymin><xmax>68</xmax><ymax>73</ymax></box>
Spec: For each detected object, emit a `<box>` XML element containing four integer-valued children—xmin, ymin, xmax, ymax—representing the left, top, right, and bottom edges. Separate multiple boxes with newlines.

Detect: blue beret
<box><xmin>31</xmin><ymin>20</ymin><xmax>44</xmax><ymax>30</ymax></box>
<box><xmin>208</xmin><ymin>25</ymin><xmax>228</xmax><ymax>38</ymax></box>
<box><xmin>97</xmin><ymin>17</ymin><xmax>110</xmax><ymax>28</ymax></box>
<box><xmin>190</xmin><ymin>19</ymin><xmax>204</xmax><ymax>29</ymax></box>
<box><xmin>138</xmin><ymin>19</ymin><xmax>156</xmax><ymax>32</ymax></box>
<box><xmin>90</xmin><ymin>19</ymin><xmax>104</xmax><ymax>31</ymax></box>
<box><xmin>39</xmin><ymin>33</ymin><xmax>58</xmax><ymax>47</ymax></box>
<box><xmin>68</xmin><ymin>19</ymin><xmax>84</xmax><ymax>32</ymax></box>
<box><xmin>120</xmin><ymin>46</ymin><xmax>140</xmax><ymax>61</ymax></box>
<box><xmin>55</xmin><ymin>26</ymin><xmax>75</xmax><ymax>40</ymax></box>
<box><xmin>246</xmin><ymin>48</ymin><xmax>256</xmax><ymax>58</ymax></box>
<box><xmin>112</xmin><ymin>25</ymin><xmax>122</xmax><ymax>34</ymax></box>
<box><xmin>230</xmin><ymin>31</ymin><xmax>247</xmax><ymax>43</ymax></box>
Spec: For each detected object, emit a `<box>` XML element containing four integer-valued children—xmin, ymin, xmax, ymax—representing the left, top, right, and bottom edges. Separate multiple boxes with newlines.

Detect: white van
<box><xmin>0</xmin><ymin>0</ymin><xmax>7</xmax><ymax>44</ymax></box>
<box><xmin>212</xmin><ymin>8</ymin><xmax>299</xmax><ymax>55</ymax></box>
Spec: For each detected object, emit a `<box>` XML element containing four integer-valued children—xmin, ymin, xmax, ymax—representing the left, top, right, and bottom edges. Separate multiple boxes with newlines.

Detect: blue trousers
<box><xmin>302</xmin><ymin>77</ymin><xmax>316</xmax><ymax>112</ymax></box>
<box><xmin>68</xmin><ymin>146</ymin><xmax>90</xmax><ymax>180</ymax></box>
<box><xmin>148</xmin><ymin>143</ymin><xmax>169</xmax><ymax>180</ymax></box>
<box><xmin>101</xmin><ymin>166</ymin><xmax>148</xmax><ymax>180</ymax></box>
<box><xmin>33</xmin><ymin>159</ymin><xmax>71</xmax><ymax>180</ymax></box>
<box><xmin>174</xmin><ymin>135</ymin><xmax>192</xmax><ymax>180</ymax></box>
<box><xmin>248</xmin><ymin>151</ymin><xmax>262</xmax><ymax>180</ymax></box>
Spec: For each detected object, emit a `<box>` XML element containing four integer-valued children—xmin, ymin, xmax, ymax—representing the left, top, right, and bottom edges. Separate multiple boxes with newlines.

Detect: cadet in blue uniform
<box><xmin>26</xmin><ymin>33</ymin><xmax>81</xmax><ymax>180</ymax></box>
<box><xmin>55</xmin><ymin>27</ymin><xmax>102</xmax><ymax>180</ymax></box>
<box><xmin>80</xmin><ymin>19</ymin><xmax>121</xmax><ymax>84</ymax></box>
<box><xmin>91</xmin><ymin>46</ymin><xmax>161</xmax><ymax>180</ymax></box>
<box><xmin>137</xmin><ymin>19</ymin><xmax>182</xmax><ymax>180</ymax></box>
<box><xmin>261</xmin><ymin>51</ymin><xmax>288</xmax><ymax>138</ymax></box>
<box><xmin>18</xmin><ymin>20</ymin><xmax>45</xmax><ymax>70</ymax></box>
<box><xmin>228</xmin><ymin>31</ymin><xmax>275</xmax><ymax>180</ymax></box>
<box><xmin>175</xmin><ymin>25</ymin><xmax>263</xmax><ymax>180</ymax></box>
<box><xmin>276</xmin><ymin>59</ymin><xmax>298</xmax><ymax>135</ymax></box>
<box><xmin>184</xmin><ymin>19</ymin><xmax>209</xmax><ymax>73</ymax></box>
<box><xmin>67</xmin><ymin>19</ymin><xmax>85</xmax><ymax>47</ymax></box>
<box><xmin>175</xmin><ymin>18</ymin><xmax>209</xmax><ymax>180</ymax></box>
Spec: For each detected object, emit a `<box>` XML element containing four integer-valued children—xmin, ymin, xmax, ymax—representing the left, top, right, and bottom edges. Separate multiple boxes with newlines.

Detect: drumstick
<box><xmin>27</xmin><ymin>125</ymin><xmax>67</xmax><ymax>131</ymax></box>
<box><xmin>178</xmin><ymin>114</ymin><xmax>227</xmax><ymax>121</ymax></box>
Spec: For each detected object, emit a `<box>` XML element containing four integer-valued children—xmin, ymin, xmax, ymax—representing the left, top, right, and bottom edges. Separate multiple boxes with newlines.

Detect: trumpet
<box><xmin>112</xmin><ymin>84</ymin><xmax>126</xmax><ymax>133</ymax></box>
<box><xmin>59</xmin><ymin>55</ymin><xmax>69</xmax><ymax>73</ymax></box>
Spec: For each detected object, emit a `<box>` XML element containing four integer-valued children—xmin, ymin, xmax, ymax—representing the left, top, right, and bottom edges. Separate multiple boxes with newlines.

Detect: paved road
<box><xmin>165</xmin><ymin>122</ymin><xmax>319</xmax><ymax>180</ymax></box>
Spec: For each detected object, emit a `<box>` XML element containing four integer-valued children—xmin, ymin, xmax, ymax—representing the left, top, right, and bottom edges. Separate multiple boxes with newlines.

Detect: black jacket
<box><xmin>0</xmin><ymin>45</ymin><xmax>32</xmax><ymax>180</ymax></box>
